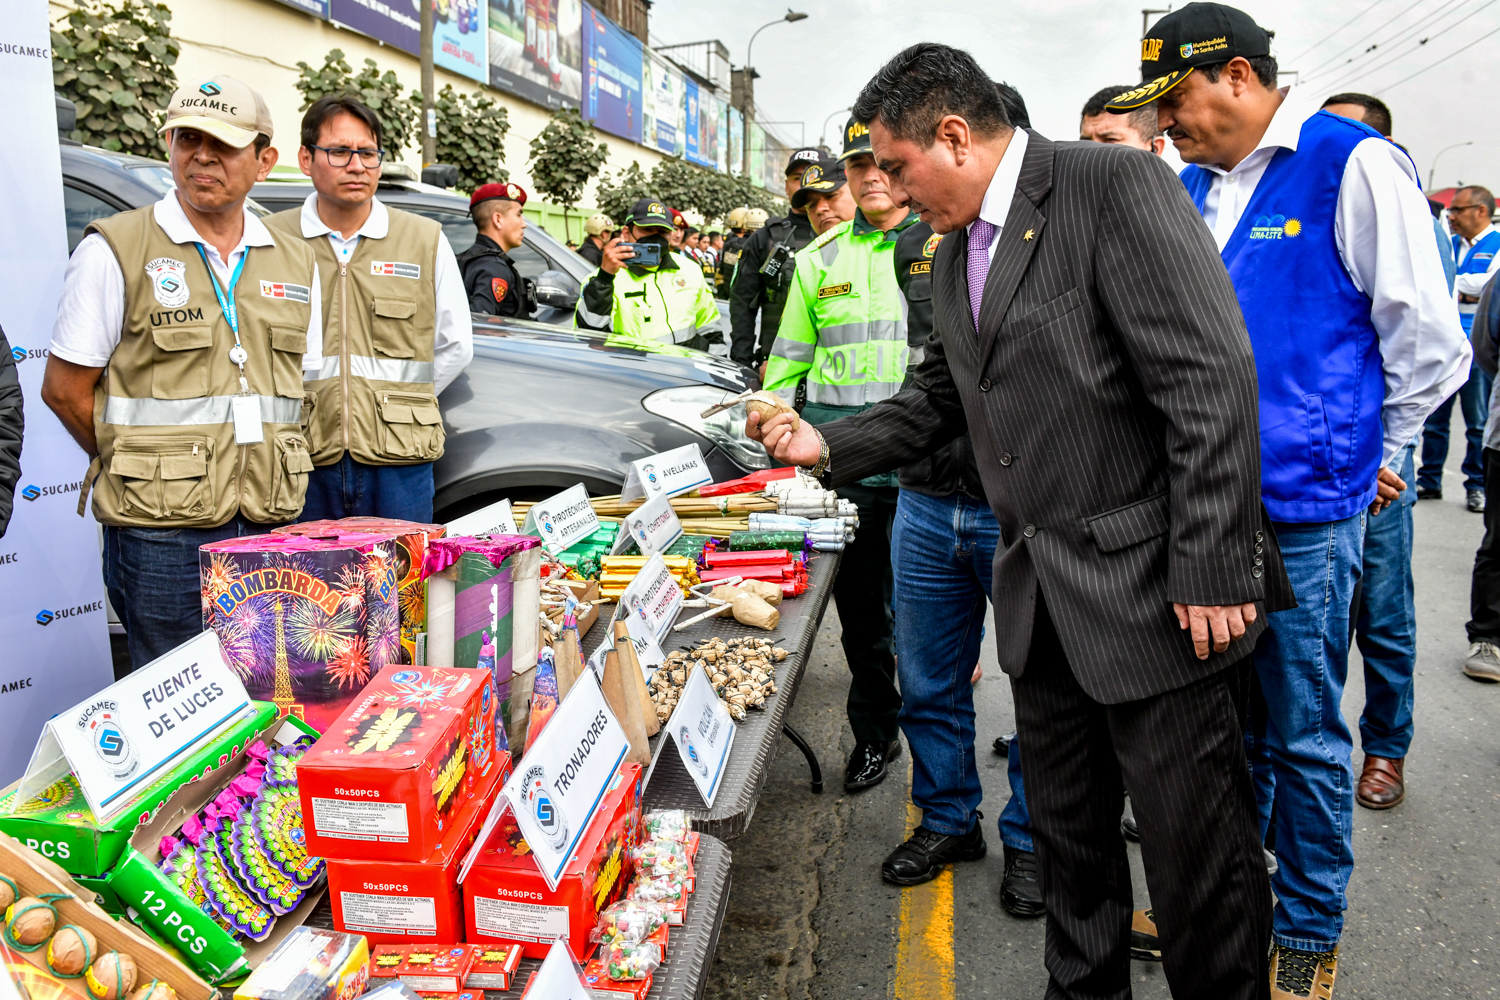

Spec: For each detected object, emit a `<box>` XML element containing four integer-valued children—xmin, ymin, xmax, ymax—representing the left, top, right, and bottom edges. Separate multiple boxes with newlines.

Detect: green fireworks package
<box><xmin>200</xmin><ymin>531</ymin><xmax>404</xmax><ymax>735</ymax></box>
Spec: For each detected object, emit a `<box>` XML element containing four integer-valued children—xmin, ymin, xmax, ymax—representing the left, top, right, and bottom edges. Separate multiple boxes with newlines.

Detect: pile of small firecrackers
<box><xmin>650</xmin><ymin>638</ymin><xmax>788</xmax><ymax>723</ymax></box>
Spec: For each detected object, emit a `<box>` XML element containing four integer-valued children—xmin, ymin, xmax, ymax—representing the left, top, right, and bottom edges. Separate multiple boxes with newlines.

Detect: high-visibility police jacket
<box><xmin>764</xmin><ymin>209</ymin><xmax>917</xmax><ymax>487</ymax></box>
<box><xmin>575</xmin><ymin>250</ymin><xmax>722</xmax><ymax>348</ymax></box>
<box><xmin>265</xmin><ymin>204</ymin><xmax>443</xmax><ymax>468</ymax></box>
<box><xmin>84</xmin><ymin>206</ymin><xmax>318</xmax><ymax>528</ymax></box>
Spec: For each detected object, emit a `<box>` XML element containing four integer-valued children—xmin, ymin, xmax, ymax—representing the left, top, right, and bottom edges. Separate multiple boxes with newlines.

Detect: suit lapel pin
<box><xmin>1022</xmin><ymin>229</ymin><xmax>1035</xmax><ymax>241</ymax></box>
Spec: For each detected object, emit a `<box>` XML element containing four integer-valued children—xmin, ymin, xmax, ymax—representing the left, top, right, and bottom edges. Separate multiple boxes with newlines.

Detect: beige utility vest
<box><xmin>85</xmin><ymin>206</ymin><xmax>317</xmax><ymax>528</ymax></box>
<box><xmin>266</xmin><ymin>206</ymin><xmax>442</xmax><ymax>467</ymax></box>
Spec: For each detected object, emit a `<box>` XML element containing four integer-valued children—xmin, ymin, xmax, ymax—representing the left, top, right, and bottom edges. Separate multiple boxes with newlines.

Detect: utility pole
<box><xmin>1142</xmin><ymin>7</ymin><xmax>1170</xmax><ymax>38</ymax></box>
<box><xmin>420</xmin><ymin>0</ymin><xmax>435</xmax><ymax>165</ymax></box>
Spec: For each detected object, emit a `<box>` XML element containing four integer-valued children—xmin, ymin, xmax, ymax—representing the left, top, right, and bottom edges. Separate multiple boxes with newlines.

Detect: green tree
<box><xmin>294</xmin><ymin>49</ymin><xmax>416</xmax><ymax>159</ymax></box>
<box><xmin>52</xmin><ymin>0</ymin><xmax>180</xmax><ymax>158</ymax></box>
<box><xmin>594</xmin><ymin>161</ymin><xmax>653</xmax><ymax>226</ymax></box>
<box><xmin>528</xmin><ymin>107</ymin><xmax>609</xmax><ymax>241</ymax></box>
<box><xmin>427</xmin><ymin>84</ymin><xmax>510</xmax><ymax>192</ymax></box>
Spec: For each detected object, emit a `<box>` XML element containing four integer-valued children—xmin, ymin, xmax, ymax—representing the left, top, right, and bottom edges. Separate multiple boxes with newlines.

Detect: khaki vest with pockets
<box><xmin>265</xmin><ymin>205</ymin><xmax>441</xmax><ymax>467</ymax></box>
<box><xmin>86</xmin><ymin>205</ymin><xmax>318</xmax><ymax>528</ymax></box>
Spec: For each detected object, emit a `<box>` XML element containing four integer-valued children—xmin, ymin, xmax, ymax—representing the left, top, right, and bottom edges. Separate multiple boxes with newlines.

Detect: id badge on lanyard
<box><xmin>196</xmin><ymin>244</ymin><xmax>263</xmax><ymax>444</ymax></box>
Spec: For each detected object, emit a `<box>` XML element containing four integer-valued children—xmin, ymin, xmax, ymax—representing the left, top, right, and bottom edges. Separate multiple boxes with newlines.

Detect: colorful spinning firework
<box><xmin>158</xmin><ymin>843</ymin><xmax>232</xmax><ymax>934</ymax></box>
<box><xmin>262</xmin><ymin>742</ymin><xmax>311</xmax><ymax>789</ymax></box>
<box><xmin>250</xmin><ymin>787</ymin><xmax>323</xmax><ymax>889</ymax></box>
<box><xmin>196</xmin><ymin>841</ymin><xmax>275</xmax><ymax>941</ymax></box>
<box><xmin>228</xmin><ymin>809</ymin><xmax>305</xmax><ymax>914</ymax></box>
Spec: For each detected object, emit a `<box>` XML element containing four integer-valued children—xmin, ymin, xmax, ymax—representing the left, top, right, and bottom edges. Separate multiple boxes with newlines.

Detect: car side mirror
<box><xmin>534</xmin><ymin>269</ymin><xmax>580</xmax><ymax>310</ymax></box>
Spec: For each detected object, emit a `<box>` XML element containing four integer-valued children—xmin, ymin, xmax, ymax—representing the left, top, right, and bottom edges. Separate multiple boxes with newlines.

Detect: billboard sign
<box><xmin>488</xmin><ymin>0</ymin><xmax>582</xmax><ymax>109</ymax></box>
<box><xmin>582</xmin><ymin>5</ymin><xmax>642</xmax><ymax>143</ymax></box>
<box><xmin>434</xmin><ymin>0</ymin><xmax>488</xmax><ymax>82</ymax></box>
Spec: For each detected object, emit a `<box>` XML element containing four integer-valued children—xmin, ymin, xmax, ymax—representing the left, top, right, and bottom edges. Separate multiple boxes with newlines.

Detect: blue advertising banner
<box><xmin>329</xmin><ymin>0</ymin><xmax>418</xmax><ymax>54</ymax></box>
<box><xmin>435</xmin><ymin>0</ymin><xmax>488</xmax><ymax>83</ymax></box>
<box><xmin>581</xmin><ymin>5</ymin><xmax>642</xmax><ymax>143</ymax></box>
<box><xmin>683</xmin><ymin>77</ymin><xmax>705</xmax><ymax>167</ymax></box>
<box><xmin>488</xmin><ymin>0</ymin><xmax>582</xmax><ymax>110</ymax></box>
<box><xmin>643</xmin><ymin>50</ymin><xmax>680</xmax><ymax>156</ymax></box>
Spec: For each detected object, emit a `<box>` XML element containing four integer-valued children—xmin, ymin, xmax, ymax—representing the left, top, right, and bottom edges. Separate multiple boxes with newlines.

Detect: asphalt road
<box><xmin>706</xmin><ymin>437</ymin><xmax>1500</xmax><ymax>999</ymax></box>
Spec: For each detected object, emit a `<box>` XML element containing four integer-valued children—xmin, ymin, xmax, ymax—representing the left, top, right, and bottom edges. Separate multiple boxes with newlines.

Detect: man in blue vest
<box><xmin>1108</xmin><ymin>5</ymin><xmax>1471</xmax><ymax>996</ymax></box>
<box><xmin>1417</xmin><ymin>185</ymin><xmax>1499</xmax><ymax>511</ymax></box>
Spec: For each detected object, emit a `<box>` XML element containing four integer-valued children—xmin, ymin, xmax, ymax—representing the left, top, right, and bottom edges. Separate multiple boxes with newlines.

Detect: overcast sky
<box><xmin>649</xmin><ymin>0</ymin><xmax>1499</xmax><ymax>192</ymax></box>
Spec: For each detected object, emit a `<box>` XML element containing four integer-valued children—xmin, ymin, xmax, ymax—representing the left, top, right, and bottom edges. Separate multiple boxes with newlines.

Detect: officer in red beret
<box><xmin>457</xmin><ymin>182</ymin><xmax>535</xmax><ymax>318</ymax></box>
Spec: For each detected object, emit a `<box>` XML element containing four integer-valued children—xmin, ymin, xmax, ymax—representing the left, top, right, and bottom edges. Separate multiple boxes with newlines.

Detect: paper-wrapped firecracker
<box><xmin>422</xmin><ymin>535</ymin><xmax>542</xmax><ymax>752</ymax></box>
<box><xmin>201</xmin><ymin>532</ymin><xmax>403</xmax><ymax>733</ymax></box>
<box><xmin>274</xmin><ymin>518</ymin><xmax>446</xmax><ymax>666</ymax></box>
<box><xmin>298</xmin><ymin>665</ymin><xmax>503</xmax><ymax>863</ymax></box>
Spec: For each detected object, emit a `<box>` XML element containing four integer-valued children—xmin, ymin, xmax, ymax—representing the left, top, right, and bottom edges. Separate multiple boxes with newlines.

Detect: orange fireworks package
<box><xmin>200</xmin><ymin>531</ymin><xmax>404</xmax><ymax>734</ymax></box>
<box><xmin>298</xmin><ymin>666</ymin><xmax>503</xmax><ymax>862</ymax></box>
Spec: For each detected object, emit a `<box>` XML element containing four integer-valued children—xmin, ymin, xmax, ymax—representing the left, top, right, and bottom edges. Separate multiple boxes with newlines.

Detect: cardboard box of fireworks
<box><xmin>0</xmin><ymin>701</ymin><xmax>278</xmax><ymax>878</ymax></box>
<box><xmin>297</xmin><ymin>665</ymin><xmax>504</xmax><ymax>864</ymax></box>
<box><xmin>0</xmin><ymin>833</ymin><xmax>218</xmax><ymax>1000</ymax></box>
<box><xmin>107</xmin><ymin>715</ymin><xmax>323</xmax><ymax>985</ymax></box>
<box><xmin>462</xmin><ymin>762</ymin><xmax>643</xmax><ymax>960</ymax></box>
<box><xmin>322</xmin><ymin>747</ymin><xmax>510</xmax><ymax>945</ymax></box>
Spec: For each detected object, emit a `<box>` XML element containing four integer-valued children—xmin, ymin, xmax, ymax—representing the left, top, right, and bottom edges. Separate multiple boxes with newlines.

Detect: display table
<box><xmin>581</xmin><ymin>551</ymin><xmax>839</xmax><ymax>841</ymax></box>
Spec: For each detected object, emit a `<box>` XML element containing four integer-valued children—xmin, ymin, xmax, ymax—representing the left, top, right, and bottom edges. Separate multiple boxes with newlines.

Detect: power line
<box><xmin>1302</xmin><ymin>0</ymin><xmax>1469</xmax><ymax>84</ymax></box>
<box><xmin>1378</xmin><ymin>18</ymin><xmax>1500</xmax><ymax>91</ymax></box>
<box><xmin>1301</xmin><ymin>0</ymin><xmax>1440</xmax><ymax>78</ymax></box>
<box><xmin>1286</xmin><ymin>0</ymin><xmax>1389</xmax><ymax>65</ymax></box>
<box><xmin>1310</xmin><ymin>0</ymin><xmax>1499</xmax><ymax>94</ymax></box>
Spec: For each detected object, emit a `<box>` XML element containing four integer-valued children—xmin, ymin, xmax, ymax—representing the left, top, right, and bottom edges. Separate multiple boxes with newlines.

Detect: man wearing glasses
<box><xmin>1418</xmin><ymin>187</ymin><xmax>1500</xmax><ymax>511</ymax></box>
<box><xmin>267</xmin><ymin>95</ymin><xmax>473</xmax><ymax>524</ymax></box>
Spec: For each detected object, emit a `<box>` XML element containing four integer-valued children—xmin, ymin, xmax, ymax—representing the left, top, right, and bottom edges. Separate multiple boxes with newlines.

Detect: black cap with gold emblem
<box><xmin>790</xmin><ymin>156</ymin><xmax>847</xmax><ymax>210</ymax></box>
<box><xmin>1105</xmin><ymin>2</ymin><xmax>1271</xmax><ymax>112</ymax></box>
<box><xmin>838</xmin><ymin>117</ymin><xmax>872</xmax><ymax>162</ymax></box>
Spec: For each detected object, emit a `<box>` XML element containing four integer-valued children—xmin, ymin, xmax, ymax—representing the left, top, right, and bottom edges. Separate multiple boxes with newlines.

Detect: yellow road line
<box><xmin>893</xmin><ymin>794</ymin><xmax>956</xmax><ymax>1000</ymax></box>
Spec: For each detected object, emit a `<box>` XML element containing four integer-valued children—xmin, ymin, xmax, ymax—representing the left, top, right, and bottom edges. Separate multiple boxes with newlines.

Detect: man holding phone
<box><xmin>574</xmin><ymin>198</ymin><xmax>723</xmax><ymax>351</ymax></box>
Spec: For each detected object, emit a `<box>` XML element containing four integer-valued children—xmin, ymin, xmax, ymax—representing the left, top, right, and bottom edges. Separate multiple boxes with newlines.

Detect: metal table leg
<box><xmin>781</xmin><ymin>723</ymin><xmax>823</xmax><ymax>793</ymax></box>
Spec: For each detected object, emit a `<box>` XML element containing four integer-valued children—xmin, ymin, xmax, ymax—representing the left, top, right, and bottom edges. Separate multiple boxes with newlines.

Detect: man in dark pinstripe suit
<box><xmin>749</xmin><ymin>43</ymin><xmax>1293</xmax><ymax>1000</ymax></box>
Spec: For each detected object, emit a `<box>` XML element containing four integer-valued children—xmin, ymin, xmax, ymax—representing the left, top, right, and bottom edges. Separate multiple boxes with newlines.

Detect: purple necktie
<box><xmin>967</xmin><ymin>218</ymin><xmax>996</xmax><ymax>329</ymax></box>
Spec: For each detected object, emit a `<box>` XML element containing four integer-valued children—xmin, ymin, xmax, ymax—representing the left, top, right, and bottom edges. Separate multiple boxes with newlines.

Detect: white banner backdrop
<box><xmin>0</xmin><ymin>0</ymin><xmax>113</xmax><ymax>783</ymax></box>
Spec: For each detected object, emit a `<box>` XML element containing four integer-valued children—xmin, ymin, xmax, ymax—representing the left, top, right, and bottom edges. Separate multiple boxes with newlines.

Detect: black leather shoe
<box><xmin>1121</xmin><ymin>813</ymin><xmax>1140</xmax><ymax>842</ymax></box>
<box><xmin>999</xmin><ymin>845</ymin><xmax>1045</xmax><ymax>917</ymax></box>
<box><xmin>881</xmin><ymin>816</ymin><xmax>987</xmax><ymax>886</ymax></box>
<box><xmin>992</xmin><ymin>731</ymin><xmax>1015</xmax><ymax>757</ymax></box>
<box><xmin>844</xmin><ymin>739</ymin><xmax>901</xmax><ymax>791</ymax></box>
<box><xmin>1416</xmin><ymin>487</ymin><xmax>1442</xmax><ymax>500</ymax></box>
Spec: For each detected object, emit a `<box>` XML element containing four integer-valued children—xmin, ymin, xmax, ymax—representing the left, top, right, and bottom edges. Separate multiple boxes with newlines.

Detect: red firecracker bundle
<box><xmin>698</xmin><ymin>548</ymin><xmax>808</xmax><ymax>595</ymax></box>
<box><xmin>200</xmin><ymin>531</ymin><xmax>403</xmax><ymax>732</ymax></box>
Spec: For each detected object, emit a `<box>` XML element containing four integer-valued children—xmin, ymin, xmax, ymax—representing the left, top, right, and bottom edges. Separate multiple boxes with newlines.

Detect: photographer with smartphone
<box><xmin>574</xmin><ymin>198</ymin><xmax>722</xmax><ymax>352</ymax></box>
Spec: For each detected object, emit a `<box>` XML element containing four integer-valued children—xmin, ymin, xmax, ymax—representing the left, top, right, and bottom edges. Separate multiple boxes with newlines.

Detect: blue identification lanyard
<box><xmin>195</xmin><ymin>243</ymin><xmax>250</xmax><ymax>394</ymax></box>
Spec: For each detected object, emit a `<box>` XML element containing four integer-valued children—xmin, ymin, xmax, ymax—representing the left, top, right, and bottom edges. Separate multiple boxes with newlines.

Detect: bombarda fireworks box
<box><xmin>462</xmin><ymin>763</ymin><xmax>642</xmax><ymax>959</ymax></box>
<box><xmin>298</xmin><ymin>666</ymin><xmax>502</xmax><ymax>862</ymax></box>
<box><xmin>273</xmin><ymin>519</ymin><xmax>446</xmax><ymax>666</ymax></box>
<box><xmin>323</xmin><ymin>762</ymin><xmax>505</xmax><ymax>944</ymax></box>
<box><xmin>200</xmin><ymin>531</ymin><xmax>403</xmax><ymax>734</ymax></box>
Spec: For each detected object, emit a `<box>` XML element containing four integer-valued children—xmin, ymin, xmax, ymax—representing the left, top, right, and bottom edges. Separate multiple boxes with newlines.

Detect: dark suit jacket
<box><xmin>819</xmin><ymin>131</ymin><xmax>1294</xmax><ymax>704</ymax></box>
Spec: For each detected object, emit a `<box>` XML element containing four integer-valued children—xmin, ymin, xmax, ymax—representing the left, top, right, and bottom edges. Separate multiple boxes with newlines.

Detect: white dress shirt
<box><xmin>1197</xmin><ymin>87</ymin><xmax>1472</xmax><ymax>467</ymax></box>
<box><xmin>1453</xmin><ymin>223</ymin><xmax>1500</xmax><ymax>319</ymax></box>
<box><xmin>296</xmin><ymin>193</ymin><xmax>473</xmax><ymax>394</ymax></box>
<box><xmin>966</xmin><ymin>127</ymin><xmax>1030</xmax><ymax>265</ymax></box>
<box><xmin>52</xmin><ymin>194</ymin><xmax>323</xmax><ymax>370</ymax></box>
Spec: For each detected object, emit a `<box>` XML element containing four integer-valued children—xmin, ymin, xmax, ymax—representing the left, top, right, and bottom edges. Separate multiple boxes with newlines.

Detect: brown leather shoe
<box><xmin>1356</xmin><ymin>754</ymin><xmax>1404</xmax><ymax>810</ymax></box>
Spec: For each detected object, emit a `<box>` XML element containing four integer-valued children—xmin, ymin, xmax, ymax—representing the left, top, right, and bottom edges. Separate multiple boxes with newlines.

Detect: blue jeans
<box><xmin>1418</xmin><ymin>361</ymin><xmax>1491</xmax><ymax>492</ymax></box>
<box><xmin>1250</xmin><ymin>513</ymin><xmax>1365</xmax><ymax>952</ymax></box>
<box><xmin>1356</xmin><ymin>444</ymin><xmax>1418</xmax><ymax>759</ymax></box>
<box><xmin>104</xmin><ymin>515</ymin><xmax>275</xmax><ymax>671</ymax></box>
<box><xmin>892</xmin><ymin>489</ymin><xmax>1032</xmax><ymax>850</ymax></box>
<box><xmin>301</xmin><ymin>454</ymin><xmax>435</xmax><ymax>523</ymax></box>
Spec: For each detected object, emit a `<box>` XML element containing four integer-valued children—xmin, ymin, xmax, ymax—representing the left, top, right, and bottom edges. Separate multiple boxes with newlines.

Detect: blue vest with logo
<box><xmin>1181</xmin><ymin>110</ymin><xmax>1402</xmax><ymax>524</ymax></box>
<box><xmin>1453</xmin><ymin>228</ymin><xmax>1500</xmax><ymax>334</ymax></box>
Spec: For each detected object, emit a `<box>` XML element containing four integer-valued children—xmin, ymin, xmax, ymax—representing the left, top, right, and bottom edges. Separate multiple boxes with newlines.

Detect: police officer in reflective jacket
<box><xmin>728</xmin><ymin>147</ymin><xmax>822</xmax><ymax>367</ymax></box>
<box><xmin>457</xmin><ymin>183</ymin><xmax>534</xmax><ymax>318</ymax></box>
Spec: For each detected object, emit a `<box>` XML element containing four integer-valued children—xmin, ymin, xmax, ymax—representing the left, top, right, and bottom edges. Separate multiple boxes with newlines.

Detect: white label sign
<box><xmin>501</xmin><ymin>670</ymin><xmax>629</xmax><ymax>891</ymax></box>
<box><xmin>620</xmin><ymin>554</ymin><xmax>684</xmax><ymax>643</ymax></box>
<box><xmin>663</xmin><ymin>660</ymin><xmax>736</xmax><ymax>806</ymax></box>
<box><xmin>622</xmin><ymin>608</ymin><xmax>667</xmax><ymax>678</ymax></box>
<box><xmin>11</xmin><ymin>630</ymin><xmax>254</xmax><ymax>822</ymax></box>
<box><xmin>622</xmin><ymin>492</ymin><xmax>683</xmax><ymax>557</ymax></box>
<box><xmin>523</xmin><ymin>940</ymin><xmax>592</xmax><ymax>999</ymax></box>
<box><xmin>446</xmin><ymin>498</ymin><xmax>519</xmax><ymax>537</ymax></box>
<box><xmin>339</xmin><ymin>891</ymin><xmax>438</xmax><ymax>935</ymax></box>
<box><xmin>522</xmin><ymin>484</ymin><xmax>600</xmax><ymax>556</ymax></box>
<box><xmin>310</xmin><ymin>798</ymin><xmax>410</xmax><ymax>841</ymax></box>
<box><xmin>620</xmin><ymin>443</ymin><xmax>712</xmax><ymax>502</ymax></box>
<box><xmin>473</xmin><ymin>896</ymin><xmax>571</xmax><ymax>942</ymax></box>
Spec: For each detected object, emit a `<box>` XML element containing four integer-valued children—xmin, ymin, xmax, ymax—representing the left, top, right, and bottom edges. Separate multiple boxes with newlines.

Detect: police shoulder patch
<box><xmin>922</xmin><ymin>233</ymin><xmax>942</xmax><ymax>258</ymax></box>
<box><xmin>817</xmin><ymin>282</ymin><xmax>852</xmax><ymax>299</ymax></box>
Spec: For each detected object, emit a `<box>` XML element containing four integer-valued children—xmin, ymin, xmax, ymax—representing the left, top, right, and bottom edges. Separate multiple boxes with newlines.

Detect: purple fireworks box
<box><xmin>200</xmin><ymin>532</ymin><xmax>402</xmax><ymax>734</ymax></box>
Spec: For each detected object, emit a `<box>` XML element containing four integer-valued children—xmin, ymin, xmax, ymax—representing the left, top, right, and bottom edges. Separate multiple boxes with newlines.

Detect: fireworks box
<box><xmin>232</xmin><ymin>926</ymin><xmax>371</xmax><ymax>1000</ymax></box>
<box><xmin>323</xmin><ymin>762</ymin><xmax>506</xmax><ymax>944</ymax></box>
<box><xmin>463</xmin><ymin>944</ymin><xmax>523</xmax><ymax>990</ymax></box>
<box><xmin>200</xmin><ymin>531</ymin><xmax>404</xmax><ymax>734</ymax></box>
<box><xmin>274</xmin><ymin>518</ymin><xmax>445</xmax><ymax>666</ymax></box>
<box><xmin>371</xmin><ymin>945</ymin><xmax>408</xmax><ymax>979</ymax></box>
<box><xmin>388</xmin><ymin>944</ymin><xmax>477</xmax><ymax>993</ymax></box>
<box><xmin>422</xmin><ymin>536</ymin><xmax>542</xmax><ymax>753</ymax></box>
<box><xmin>462</xmin><ymin>763</ymin><xmax>642</xmax><ymax>960</ymax></box>
<box><xmin>298</xmin><ymin>665</ymin><xmax>503</xmax><ymax>862</ymax></box>
<box><xmin>580</xmin><ymin>959</ymin><xmax>652</xmax><ymax>1000</ymax></box>
<box><xmin>0</xmin><ymin>700</ymin><xmax>277</xmax><ymax>878</ymax></box>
